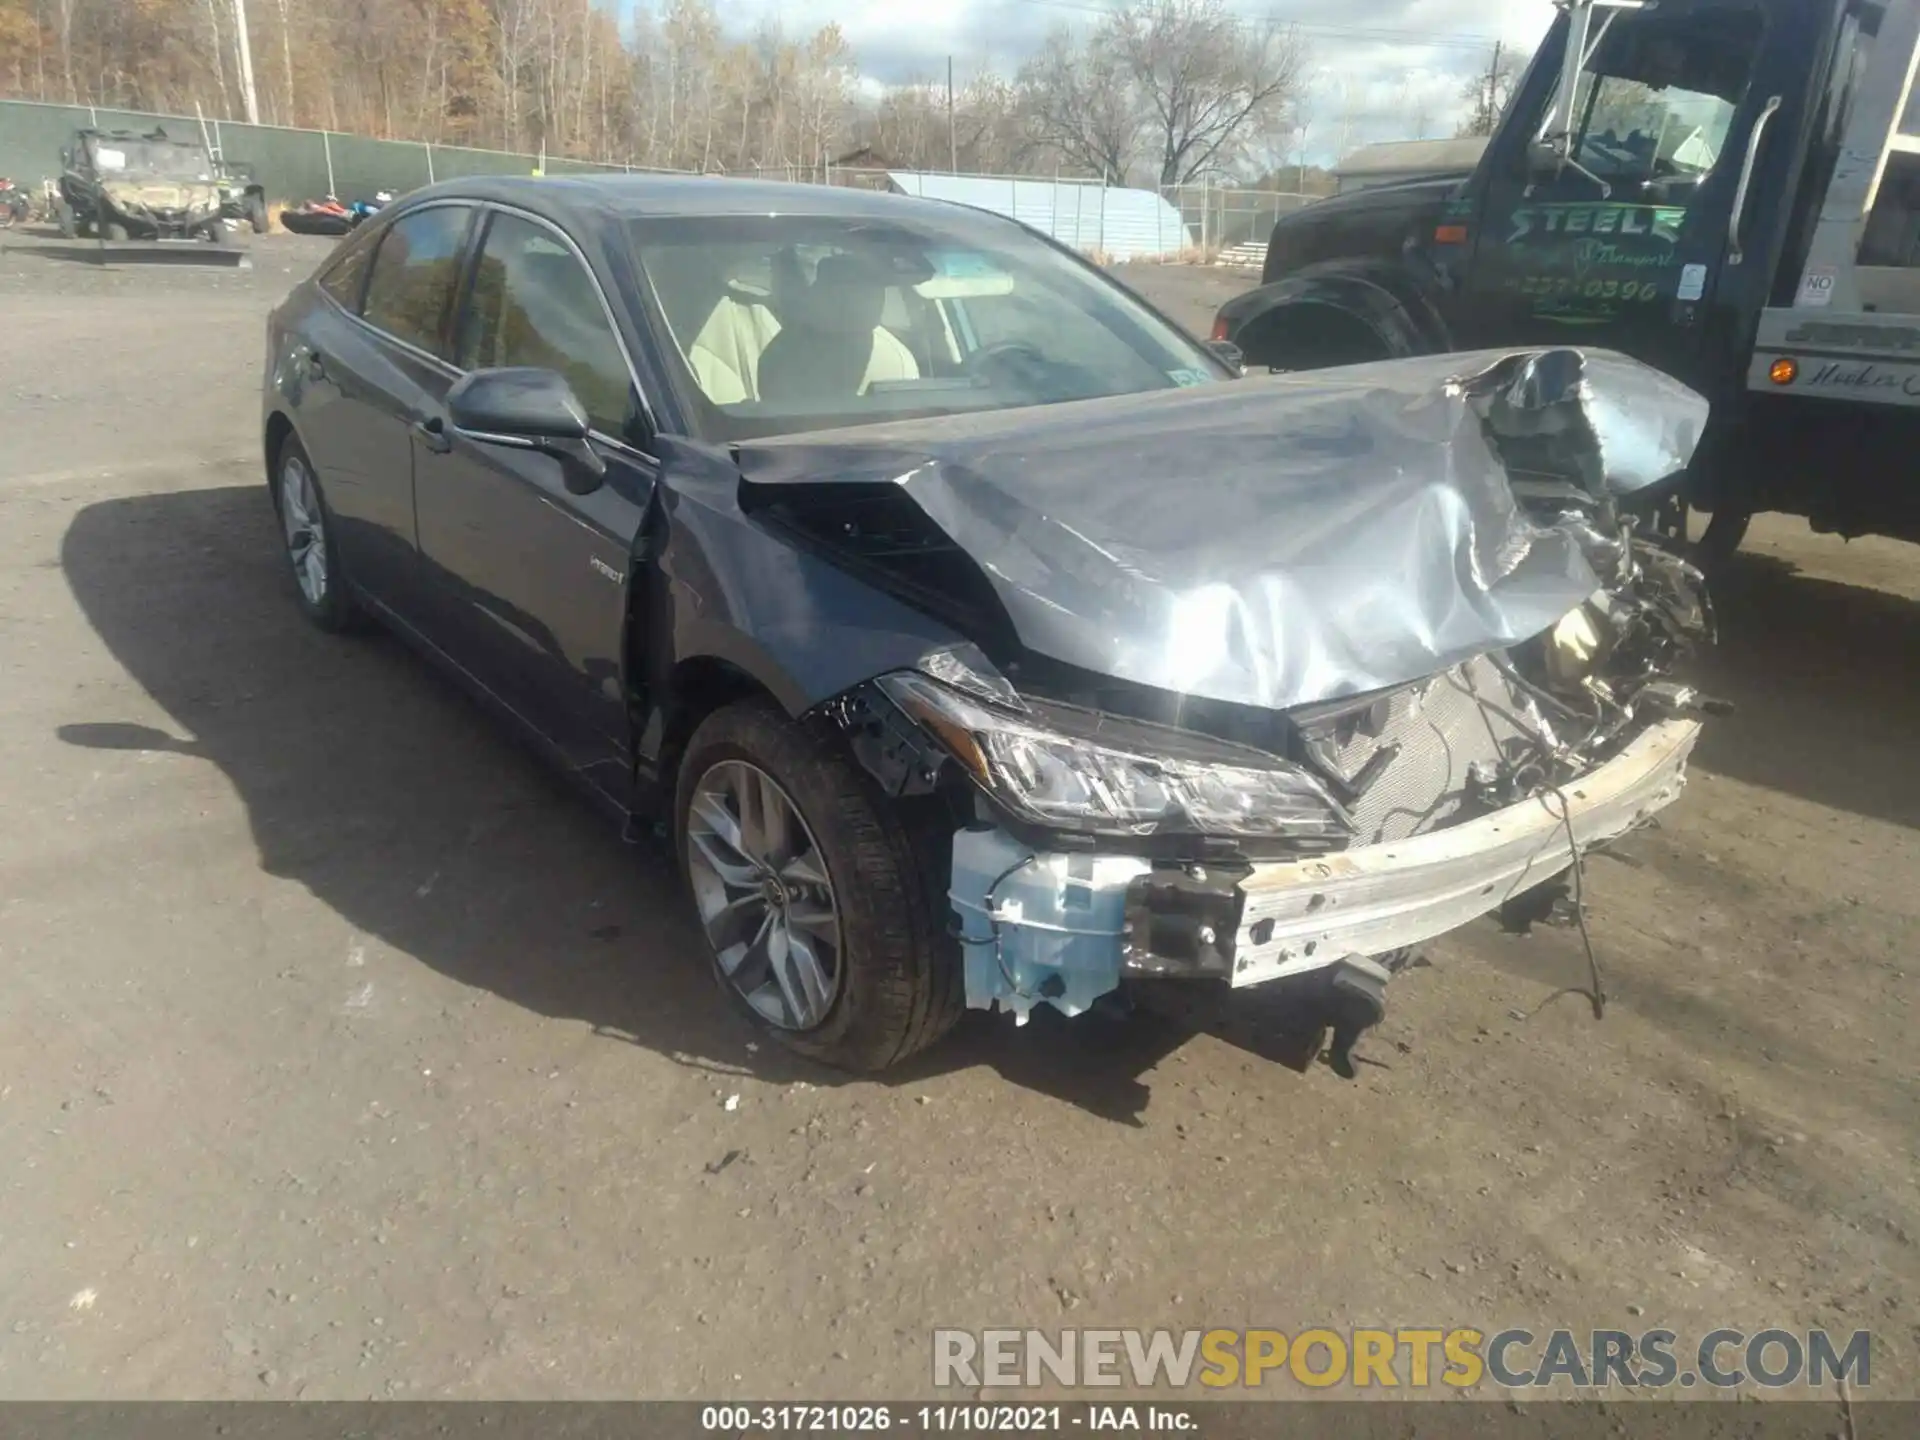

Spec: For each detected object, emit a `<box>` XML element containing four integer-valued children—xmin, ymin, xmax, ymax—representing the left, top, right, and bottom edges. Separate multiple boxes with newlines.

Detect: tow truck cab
<box><xmin>1215</xmin><ymin>0</ymin><xmax>1920</xmax><ymax>550</ymax></box>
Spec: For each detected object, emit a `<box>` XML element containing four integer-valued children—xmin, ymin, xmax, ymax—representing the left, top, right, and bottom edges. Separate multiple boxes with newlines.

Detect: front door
<box><xmin>1456</xmin><ymin>0</ymin><xmax>1827</xmax><ymax>397</ymax></box>
<box><xmin>413</xmin><ymin>207</ymin><xmax>654</xmax><ymax>801</ymax></box>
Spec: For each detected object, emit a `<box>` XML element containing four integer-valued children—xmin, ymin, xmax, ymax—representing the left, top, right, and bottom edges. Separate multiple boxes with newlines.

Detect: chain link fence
<box><xmin>1160</xmin><ymin>181</ymin><xmax>1324</xmax><ymax>256</ymax></box>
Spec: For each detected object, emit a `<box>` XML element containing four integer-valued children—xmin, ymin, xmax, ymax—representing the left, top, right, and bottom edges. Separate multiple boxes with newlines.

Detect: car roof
<box><xmin>388</xmin><ymin>172</ymin><xmax>1029</xmax><ymax>239</ymax></box>
<box><xmin>78</xmin><ymin>127</ymin><xmax>198</xmax><ymax>142</ymax></box>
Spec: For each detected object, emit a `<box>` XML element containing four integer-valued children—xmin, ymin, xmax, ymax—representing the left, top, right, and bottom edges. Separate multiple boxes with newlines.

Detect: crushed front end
<box><xmin>789</xmin><ymin>347</ymin><xmax>1718</xmax><ymax>1071</ymax></box>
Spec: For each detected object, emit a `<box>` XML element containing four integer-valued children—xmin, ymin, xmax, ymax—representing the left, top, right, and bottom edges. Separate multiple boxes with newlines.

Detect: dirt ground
<box><xmin>0</xmin><ymin>230</ymin><xmax>1915</xmax><ymax>1404</ymax></box>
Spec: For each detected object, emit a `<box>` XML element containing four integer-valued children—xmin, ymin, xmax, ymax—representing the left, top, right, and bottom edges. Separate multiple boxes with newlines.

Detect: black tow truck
<box><xmin>1213</xmin><ymin>0</ymin><xmax>1920</xmax><ymax>561</ymax></box>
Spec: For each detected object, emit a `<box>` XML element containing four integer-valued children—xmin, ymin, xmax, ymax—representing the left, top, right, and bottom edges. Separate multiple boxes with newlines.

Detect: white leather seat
<box><xmin>684</xmin><ymin>273</ymin><xmax>919</xmax><ymax>405</ymax></box>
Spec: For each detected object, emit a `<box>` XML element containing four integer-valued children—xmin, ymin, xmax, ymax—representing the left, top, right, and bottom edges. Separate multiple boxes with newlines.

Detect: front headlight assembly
<box><xmin>878</xmin><ymin>671</ymin><xmax>1352</xmax><ymax>843</ymax></box>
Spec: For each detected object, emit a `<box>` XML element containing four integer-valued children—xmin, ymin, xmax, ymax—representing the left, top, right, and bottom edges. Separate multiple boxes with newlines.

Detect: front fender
<box><xmin>639</xmin><ymin>441</ymin><xmax>969</xmax><ymax>726</ymax></box>
<box><xmin>1213</xmin><ymin>262</ymin><xmax>1453</xmax><ymax>371</ymax></box>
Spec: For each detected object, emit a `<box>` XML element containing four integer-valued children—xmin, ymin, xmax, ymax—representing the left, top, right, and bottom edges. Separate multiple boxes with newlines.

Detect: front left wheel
<box><xmin>674</xmin><ymin>699</ymin><xmax>962</xmax><ymax>1072</ymax></box>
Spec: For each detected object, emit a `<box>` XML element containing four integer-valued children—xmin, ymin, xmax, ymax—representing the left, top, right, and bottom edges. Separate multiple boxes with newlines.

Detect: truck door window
<box><xmin>1557</xmin><ymin>8</ymin><xmax>1764</xmax><ymax>206</ymax></box>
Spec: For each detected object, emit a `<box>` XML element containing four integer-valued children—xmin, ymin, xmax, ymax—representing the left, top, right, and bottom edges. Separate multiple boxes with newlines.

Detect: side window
<box><xmin>361</xmin><ymin>206</ymin><xmax>473</xmax><ymax>357</ymax></box>
<box><xmin>1524</xmin><ymin>7</ymin><xmax>1764</xmax><ymax>212</ymax></box>
<box><xmin>317</xmin><ymin>227</ymin><xmax>379</xmax><ymax>312</ymax></box>
<box><xmin>457</xmin><ymin>212</ymin><xmax>638</xmax><ymax>438</ymax></box>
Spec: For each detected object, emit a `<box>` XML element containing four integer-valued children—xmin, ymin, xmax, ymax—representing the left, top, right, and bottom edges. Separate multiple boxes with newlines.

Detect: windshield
<box><xmin>85</xmin><ymin>138</ymin><xmax>214</xmax><ymax>182</ymax></box>
<box><xmin>629</xmin><ymin>213</ymin><xmax>1226</xmax><ymax>441</ymax></box>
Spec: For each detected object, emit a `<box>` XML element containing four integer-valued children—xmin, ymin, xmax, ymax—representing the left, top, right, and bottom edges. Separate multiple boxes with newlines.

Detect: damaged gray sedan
<box><xmin>262</xmin><ymin>176</ymin><xmax>1715</xmax><ymax>1073</ymax></box>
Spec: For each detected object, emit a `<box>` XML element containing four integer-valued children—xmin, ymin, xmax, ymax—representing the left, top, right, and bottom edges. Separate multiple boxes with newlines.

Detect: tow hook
<box><xmin>1326</xmin><ymin>959</ymin><xmax>1389</xmax><ymax>1080</ymax></box>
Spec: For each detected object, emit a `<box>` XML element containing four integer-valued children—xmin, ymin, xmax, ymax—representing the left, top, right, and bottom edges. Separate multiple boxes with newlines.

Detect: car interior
<box><xmin>674</xmin><ymin>243</ymin><xmax>927</xmax><ymax>405</ymax></box>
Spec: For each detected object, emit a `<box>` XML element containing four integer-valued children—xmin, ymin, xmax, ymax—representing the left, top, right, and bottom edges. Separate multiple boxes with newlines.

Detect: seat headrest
<box><xmin>792</xmin><ymin>253</ymin><xmax>888</xmax><ymax>334</ymax></box>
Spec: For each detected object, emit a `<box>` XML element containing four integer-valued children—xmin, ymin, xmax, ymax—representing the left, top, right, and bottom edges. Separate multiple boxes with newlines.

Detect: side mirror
<box><xmin>1206</xmin><ymin>339</ymin><xmax>1246</xmax><ymax>374</ymax></box>
<box><xmin>446</xmin><ymin>367</ymin><xmax>607</xmax><ymax>494</ymax></box>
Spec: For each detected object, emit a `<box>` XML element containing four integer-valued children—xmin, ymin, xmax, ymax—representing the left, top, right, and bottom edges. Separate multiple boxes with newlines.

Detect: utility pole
<box><xmin>947</xmin><ymin>56</ymin><xmax>957</xmax><ymax>173</ymax></box>
<box><xmin>1485</xmin><ymin>40</ymin><xmax>1503</xmax><ymax>131</ymax></box>
<box><xmin>232</xmin><ymin>0</ymin><xmax>261</xmax><ymax>124</ymax></box>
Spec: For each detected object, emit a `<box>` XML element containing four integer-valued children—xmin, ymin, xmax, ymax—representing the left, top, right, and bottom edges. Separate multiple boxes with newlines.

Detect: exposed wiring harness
<box><xmin>1508</xmin><ymin>783</ymin><xmax>1607</xmax><ymax>1024</ymax></box>
<box><xmin>952</xmin><ymin>851</ymin><xmax>1039</xmax><ymax>1001</ymax></box>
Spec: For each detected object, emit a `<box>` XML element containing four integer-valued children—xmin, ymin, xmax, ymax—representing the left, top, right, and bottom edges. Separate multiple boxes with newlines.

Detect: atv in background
<box><xmin>54</xmin><ymin>127</ymin><xmax>225</xmax><ymax>242</ymax></box>
<box><xmin>215</xmin><ymin>158</ymin><xmax>270</xmax><ymax>235</ymax></box>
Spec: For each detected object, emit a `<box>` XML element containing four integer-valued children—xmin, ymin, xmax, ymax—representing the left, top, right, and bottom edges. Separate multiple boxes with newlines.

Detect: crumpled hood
<box><xmin>102</xmin><ymin>179</ymin><xmax>219</xmax><ymax>215</ymax></box>
<box><xmin>735</xmin><ymin>347</ymin><xmax>1706</xmax><ymax>713</ymax></box>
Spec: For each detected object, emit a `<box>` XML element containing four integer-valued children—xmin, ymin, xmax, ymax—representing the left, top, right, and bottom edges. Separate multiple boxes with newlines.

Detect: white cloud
<box><xmin>677</xmin><ymin>0</ymin><xmax>1561</xmax><ymax>166</ymax></box>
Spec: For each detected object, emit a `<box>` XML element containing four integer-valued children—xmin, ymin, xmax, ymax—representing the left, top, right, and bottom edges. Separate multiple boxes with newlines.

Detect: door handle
<box><xmin>1727</xmin><ymin>94</ymin><xmax>1783</xmax><ymax>268</ymax></box>
<box><xmin>413</xmin><ymin>415</ymin><xmax>452</xmax><ymax>453</ymax></box>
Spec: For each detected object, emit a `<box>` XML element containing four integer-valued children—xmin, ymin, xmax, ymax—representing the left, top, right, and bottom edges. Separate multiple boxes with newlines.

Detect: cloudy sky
<box><xmin>698</xmin><ymin>0</ymin><xmax>1559</xmax><ymax>165</ymax></box>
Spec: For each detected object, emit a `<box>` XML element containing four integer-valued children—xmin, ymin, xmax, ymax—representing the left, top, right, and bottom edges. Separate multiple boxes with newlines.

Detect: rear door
<box><xmin>1456</xmin><ymin>0</ymin><xmax>1839</xmax><ymax>398</ymax></box>
<box><xmin>413</xmin><ymin>206</ymin><xmax>653</xmax><ymax>800</ymax></box>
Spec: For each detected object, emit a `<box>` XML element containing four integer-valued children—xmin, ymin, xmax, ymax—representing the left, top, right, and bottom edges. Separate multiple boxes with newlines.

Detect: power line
<box><xmin>1002</xmin><ymin>0</ymin><xmax>1510</xmax><ymax>52</ymax></box>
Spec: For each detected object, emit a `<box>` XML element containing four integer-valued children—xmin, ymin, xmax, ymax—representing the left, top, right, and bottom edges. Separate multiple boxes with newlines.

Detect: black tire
<box><xmin>246</xmin><ymin>192</ymin><xmax>270</xmax><ymax>234</ymax></box>
<box><xmin>270</xmin><ymin>433</ymin><xmax>367</xmax><ymax>634</ymax></box>
<box><xmin>102</xmin><ymin>220</ymin><xmax>129</xmax><ymax>242</ymax></box>
<box><xmin>1691</xmin><ymin>506</ymin><xmax>1750</xmax><ymax>571</ymax></box>
<box><xmin>54</xmin><ymin>199</ymin><xmax>76</xmax><ymax>239</ymax></box>
<box><xmin>674</xmin><ymin>699</ymin><xmax>962</xmax><ymax>1072</ymax></box>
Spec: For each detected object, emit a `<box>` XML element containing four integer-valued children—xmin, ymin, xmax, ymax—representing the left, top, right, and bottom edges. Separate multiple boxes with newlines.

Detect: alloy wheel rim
<box><xmin>686</xmin><ymin>759</ymin><xmax>843</xmax><ymax>1031</ymax></box>
<box><xmin>279</xmin><ymin>455</ymin><xmax>327</xmax><ymax>605</ymax></box>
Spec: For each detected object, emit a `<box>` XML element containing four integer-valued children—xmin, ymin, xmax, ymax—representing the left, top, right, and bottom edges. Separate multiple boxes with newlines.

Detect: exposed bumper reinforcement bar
<box><xmin>1230</xmin><ymin>718</ymin><xmax>1704</xmax><ymax>988</ymax></box>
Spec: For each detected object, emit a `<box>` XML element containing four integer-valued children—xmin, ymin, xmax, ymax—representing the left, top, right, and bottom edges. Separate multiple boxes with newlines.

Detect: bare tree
<box><xmin>1457</xmin><ymin>44</ymin><xmax>1529</xmax><ymax>137</ymax></box>
<box><xmin>1017</xmin><ymin>27</ymin><xmax>1144</xmax><ymax>181</ymax></box>
<box><xmin>1394</xmin><ymin>79</ymin><xmax>1435</xmax><ymax>141</ymax></box>
<box><xmin>1</xmin><ymin>0</ymin><xmax>1289</xmax><ymax>186</ymax></box>
<box><xmin>1115</xmin><ymin>0</ymin><xmax>1307</xmax><ymax>185</ymax></box>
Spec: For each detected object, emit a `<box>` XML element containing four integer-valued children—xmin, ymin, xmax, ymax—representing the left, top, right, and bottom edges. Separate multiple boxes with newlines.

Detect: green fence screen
<box><xmin>0</xmin><ymin>98</ymin><xmax>652</xmax><ymax>204</ymax></box>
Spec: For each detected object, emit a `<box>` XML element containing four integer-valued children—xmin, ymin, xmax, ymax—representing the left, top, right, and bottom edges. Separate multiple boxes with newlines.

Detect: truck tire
<box><xmin>246</xmin><ymin>192</ymin><xmax>270</xmax><ymax>234</ymax></box>
<box><xmin>102</xmin><ymin>220</ymin><xmax>129</xmax><ymax>242</ymax></box>
<box><xmin>54</xmin><ymin>199</ymin><xmax>76</xmax><ymax>239</ymax></box>
<box><xmin>1691</xmin><ymin>507</ymin><xmax>1751</xmax><ymax>571</ymax></box>
<box><xmin>675</xmin><ymin>698</ymin><xmax>963</xmax><ymax>1072</ymax></box>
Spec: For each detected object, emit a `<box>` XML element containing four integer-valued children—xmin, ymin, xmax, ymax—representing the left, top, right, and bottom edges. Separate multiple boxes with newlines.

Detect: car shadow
<box><xmin>1691</xmin><ymin>546</ymin><xmax>1920</xmax><ymax>831</ymax></box>
<box><xmin>63</xmin><ymin>490</ymin><xmax>1908</xmax><ymax>1124</ymax></box>
<box><xmin>59</xmin><ymin>484</ymin><xmax>1291</xmax><ymax>1125</ymax></box>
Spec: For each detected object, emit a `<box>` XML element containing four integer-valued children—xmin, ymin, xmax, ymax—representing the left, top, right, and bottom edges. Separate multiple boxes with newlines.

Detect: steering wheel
<box><xmin>964</xmin><ymin>339</ymin><xmax>1051</xmax><ymax>380</ymax></box>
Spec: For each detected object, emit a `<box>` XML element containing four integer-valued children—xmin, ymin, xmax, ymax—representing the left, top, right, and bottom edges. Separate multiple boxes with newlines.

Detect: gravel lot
<box><xmin>0</xmin><ymin>229</ymin><xmax>1916</xmax><ymax>1403</ymax></box>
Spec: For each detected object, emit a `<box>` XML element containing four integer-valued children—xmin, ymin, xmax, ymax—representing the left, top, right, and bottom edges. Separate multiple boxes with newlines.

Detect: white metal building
<box><xmin>883</xmin><ymin>171</ymin><xmax>1196</xmax><ymax>261</ymax></box>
